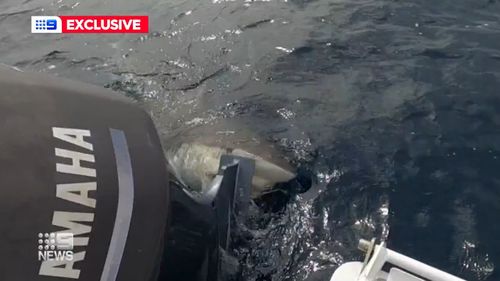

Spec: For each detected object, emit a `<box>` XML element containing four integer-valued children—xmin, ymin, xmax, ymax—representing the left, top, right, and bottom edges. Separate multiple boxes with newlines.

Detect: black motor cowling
<box><xmin>0</xmin><ymin>65</ymin><xmax>171</xmax><ymax>280</ymax></box>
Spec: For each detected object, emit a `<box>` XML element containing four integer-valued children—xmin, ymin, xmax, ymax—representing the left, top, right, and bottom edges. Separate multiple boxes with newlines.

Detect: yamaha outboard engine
<box><xmin>0</xmin><ymin>65</ymin><xmax>252</xmax><ymax>281</ymax></box>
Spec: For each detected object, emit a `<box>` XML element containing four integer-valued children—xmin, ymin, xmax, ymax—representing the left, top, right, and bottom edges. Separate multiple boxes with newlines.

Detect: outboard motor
<box><xmin>0</xmin><ymin>65</ymin><xmax>253</xmax><ymax>281</ymax></box>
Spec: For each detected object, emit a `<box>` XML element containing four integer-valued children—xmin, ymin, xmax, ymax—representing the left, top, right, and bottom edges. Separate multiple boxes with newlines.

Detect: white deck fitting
<box><xmin>330</xmin><ymin>239</ymin><xmax>466</xmax><ymax>281</ymax></box>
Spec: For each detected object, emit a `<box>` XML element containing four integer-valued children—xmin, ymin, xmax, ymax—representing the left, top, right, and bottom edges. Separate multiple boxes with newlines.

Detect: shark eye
<box><xmin>294</xmin><ymin>167</ymin><xmax>313</xmax><ymax>193</ymax></box>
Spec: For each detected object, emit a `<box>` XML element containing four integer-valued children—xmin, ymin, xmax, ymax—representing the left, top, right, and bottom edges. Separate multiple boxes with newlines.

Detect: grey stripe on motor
<box><xmin>100</xmin><ymin>129</ymin><xmax>135</xmax><ymax>281</ymax></box>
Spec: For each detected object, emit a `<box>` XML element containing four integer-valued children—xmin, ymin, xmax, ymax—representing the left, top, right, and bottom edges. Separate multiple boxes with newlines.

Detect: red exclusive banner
<box><xmin>59</xmin><ymin>15</ymin><xmax>149</xmax><ymax>33</ymax></box>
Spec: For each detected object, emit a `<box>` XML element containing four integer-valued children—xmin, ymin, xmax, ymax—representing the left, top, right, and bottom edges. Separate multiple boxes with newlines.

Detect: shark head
<box><xmin>164</xmin><ymin>118</ymin><xmax>296</xmax><ymax>198</ymax></box>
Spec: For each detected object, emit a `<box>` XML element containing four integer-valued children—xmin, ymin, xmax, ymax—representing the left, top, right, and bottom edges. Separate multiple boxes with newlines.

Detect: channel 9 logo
<box><xmin>37</xmin><ymin>232</ymin><xmax>74</xmax><ymax>261</ymax></box>
<box><xmin>31</xmin><ymin>16</ymin><xmax>62</xmax><ymax>33</ymax></box>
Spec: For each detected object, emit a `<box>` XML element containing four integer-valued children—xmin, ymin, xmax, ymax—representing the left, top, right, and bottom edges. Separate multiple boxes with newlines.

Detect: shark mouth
<box><xmin>166</xmin><ymin>142</ymin><xmax>296</xmax><ymax>198</ymax></box>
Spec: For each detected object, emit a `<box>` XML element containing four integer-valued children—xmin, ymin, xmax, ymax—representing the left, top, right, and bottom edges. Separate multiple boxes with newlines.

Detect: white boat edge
<box><xmin>330</xmin><ymin>239</ymin><xmax>467</xmax><ymax>281</ymax></box>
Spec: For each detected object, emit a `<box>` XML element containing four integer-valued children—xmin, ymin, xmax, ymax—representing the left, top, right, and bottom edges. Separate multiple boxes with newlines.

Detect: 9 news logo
<box><xmin>31</xmin><ymin>16</ymin><xmax>62</xmax><ymax>33</ymax></box>
<box><xmin>37</xmin><ymin>232</ymin><xmax>74</xmax><ymax>261</ymax></box>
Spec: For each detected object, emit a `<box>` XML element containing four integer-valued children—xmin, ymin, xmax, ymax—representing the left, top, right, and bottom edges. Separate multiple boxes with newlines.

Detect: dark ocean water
<box><xmin>2</xmin><ymin>0</ymin><xmax>500</xmax><ymax>280</ymax></box>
